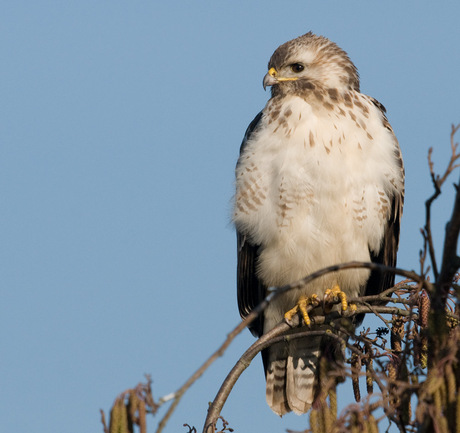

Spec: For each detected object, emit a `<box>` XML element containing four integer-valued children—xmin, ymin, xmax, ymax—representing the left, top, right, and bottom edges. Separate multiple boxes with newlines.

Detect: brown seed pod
<box><xmin>418</xmin><ymin>290</ymin><xmax>430</xmax><ymax>328</ymax></box>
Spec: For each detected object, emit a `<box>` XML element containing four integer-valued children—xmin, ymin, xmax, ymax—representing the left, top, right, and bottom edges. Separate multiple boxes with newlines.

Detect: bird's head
<box><xmin>263</xmin><ymin>32</ymin><xmax>360</xmax><ymax>95</ymax></box>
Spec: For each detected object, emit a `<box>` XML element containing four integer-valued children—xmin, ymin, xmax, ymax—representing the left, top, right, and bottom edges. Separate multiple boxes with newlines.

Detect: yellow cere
<box><xmin>268</xmin><ymin>67</ymin><xmax>278</xmax><ymax>77</ymax></box>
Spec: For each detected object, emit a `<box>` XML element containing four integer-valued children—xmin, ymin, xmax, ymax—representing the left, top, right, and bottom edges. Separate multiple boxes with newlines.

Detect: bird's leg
<box><xmin>284</xmin><ymin>294</ymin><xmax>320</xmax><ymax>326</ymax></box>
<box><xmin>323</xmin><ymin>284</ymin><xmax>354</xmax><ymax>314</ymax></box>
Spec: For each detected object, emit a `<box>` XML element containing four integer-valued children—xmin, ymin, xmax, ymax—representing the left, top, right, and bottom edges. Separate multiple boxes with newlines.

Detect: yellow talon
<box><xmin>284</xmin><ymin>286</ymin><xmax>351</xmax><ymax>326</ymax></box>
<box><xmin>284</xmin><ymin>294</ymin><xmax>320</xmax><ymax>326</ymax></box>
<box><xmin>324</xmin><ymin>284</ymin><xmax>348</xmax><ymax>312</ymax></box>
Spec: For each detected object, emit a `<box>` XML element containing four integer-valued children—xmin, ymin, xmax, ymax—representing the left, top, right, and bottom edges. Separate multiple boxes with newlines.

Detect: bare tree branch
<box><xmin>153</xmin><ymin>261</ymin><xmax>424</xmax><ymax>433</ymax></box>
<box><xmin>437</xmin><ymin>169</ymin><xmax>460</xmax><ymax>302</ymax></box>
<box><xmin>154</xmin><ymin>311</ymin><xmax>250</xmax><ymax>433</ymax></box>
<box><xmin>424</xmin><ymin>124</ymin><xmax>460</xmax><ymax>281</ymax></box>
<box><xmin>203</xmin><ymin>290</ymin><xmax>425</xmax><ymax>432</ymax></box>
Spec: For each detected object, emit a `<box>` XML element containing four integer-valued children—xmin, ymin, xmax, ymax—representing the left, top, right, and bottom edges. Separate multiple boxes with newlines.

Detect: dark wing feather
<box><xmin>365</xmin><ymin>193</ymin><xmax>402</xmax><ymax>297</ymax></box>
<box><xmin>237</xmin><ymin>232</ymin><xmax>266</xmax><ymax>337</ymax></box>
<box><xmin>361</xmin><ymin>99</ymin><xmax>404</xmax><ymax>321</ymax></box>
<box><xmin>236</xmin><ymin>111</ymin><xmax>266</xmax><ymax>338</ymax></box>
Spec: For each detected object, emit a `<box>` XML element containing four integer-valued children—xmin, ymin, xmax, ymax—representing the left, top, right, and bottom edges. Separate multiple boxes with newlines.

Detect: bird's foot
<box><xmin>323</xmin><ymin>284</ymin><xmax>349</xmax><ymax>313</ymax></box>
<box><xmin>284</xmin><ymin>294</ymin><xmax>320</xmax><ymax>326</ymax></box>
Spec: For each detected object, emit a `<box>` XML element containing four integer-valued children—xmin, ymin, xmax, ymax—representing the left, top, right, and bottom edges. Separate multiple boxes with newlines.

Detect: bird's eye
<box><xmin>290</xmin><ymin>63</ymin><xmax>305</xmax><ymax>73</ymax></box>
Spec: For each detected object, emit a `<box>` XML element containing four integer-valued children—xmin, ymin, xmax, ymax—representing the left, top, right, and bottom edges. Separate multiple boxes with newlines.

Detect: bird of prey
<box><xmin>233</xmin><ymin>32</ymin><xmax>404</xmax><ymax>416</ymax></box>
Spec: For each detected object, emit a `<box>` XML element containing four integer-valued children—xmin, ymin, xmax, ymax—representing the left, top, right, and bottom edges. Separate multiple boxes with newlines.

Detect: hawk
<box><xmin>233</xmin><ymin>32</ymin><xmax>404</xmax><ymax>416</ymax></box>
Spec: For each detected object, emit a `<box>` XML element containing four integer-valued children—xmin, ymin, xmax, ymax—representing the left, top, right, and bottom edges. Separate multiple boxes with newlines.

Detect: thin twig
<box><xmin>424</xmin><ymin>124</ymin><xmax>460</xmax><ymax>281</ymax></box>
<box><xmin>155</xmin><ymin>312</ymin><xmax>250</xmax><ymax>433</ymax></box>
<box><xmin>100</xmin><ymin>409</ymin><xmax>109</xmax><ymax>433</ymax></box>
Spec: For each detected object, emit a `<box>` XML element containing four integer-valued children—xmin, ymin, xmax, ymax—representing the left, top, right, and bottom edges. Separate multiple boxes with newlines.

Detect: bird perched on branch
<box><xmin>233</xmin><ymin>32</ymin><xmax>404</xmax><ymax>416</ymax></box>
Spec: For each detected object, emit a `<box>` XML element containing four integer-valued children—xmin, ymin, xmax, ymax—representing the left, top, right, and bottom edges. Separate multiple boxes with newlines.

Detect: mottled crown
<box><xmin>268</xmin><ymin>32</ymin><xmax>360</xmax><ymax>92</ymax></box>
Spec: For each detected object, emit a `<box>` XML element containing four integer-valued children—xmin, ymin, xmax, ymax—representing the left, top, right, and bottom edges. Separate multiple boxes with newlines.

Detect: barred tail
<box><xmin>265</xmin><ymin>337</ymin><xmax>321</xmax><ymax>416</ymax></box>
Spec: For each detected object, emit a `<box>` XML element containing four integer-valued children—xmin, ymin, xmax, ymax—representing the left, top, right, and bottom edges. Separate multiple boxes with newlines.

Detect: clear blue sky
<box><xmin>2</xmin><ymin>2</ymin><xmax>459</xmax><ymax>432</ymax></box>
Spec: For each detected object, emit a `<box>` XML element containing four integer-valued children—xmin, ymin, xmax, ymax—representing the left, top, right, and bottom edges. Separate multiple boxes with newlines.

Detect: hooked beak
<box><xmin>263</xmin><ymin>67</ymin><xmax>278</xmax><ymax>90</ymax></box>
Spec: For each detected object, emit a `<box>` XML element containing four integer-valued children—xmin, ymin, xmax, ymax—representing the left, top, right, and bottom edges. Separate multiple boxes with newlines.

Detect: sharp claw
<box><xmin>285</xmin><ymin>286</ymin><xmax>350</xmax><ymax>327</ymax></box>
<box><xmin>284</xmin><ymin>304</ymin><xmax>299</xmax><ymax>322</ymax></box>
<box><xmin>324</xmin><ymin>284</ymin><xmax>348</xmax><ymax>312</ymax></box>
<box><xmin>284</xmin><ymin>295</ymin><xmax>319</xmax><ymax>326</ymax></box>
<box><xmin>298</xmin><ymin>297</ymin><xmax>311</xmax><ymax>326</ymax></box>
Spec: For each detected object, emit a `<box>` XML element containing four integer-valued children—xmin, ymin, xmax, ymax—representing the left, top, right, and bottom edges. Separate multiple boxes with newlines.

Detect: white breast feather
<box><xmin>233</xmin><ymin>94</ymin><xmax>401</xmax><ymax>326</ymax></box>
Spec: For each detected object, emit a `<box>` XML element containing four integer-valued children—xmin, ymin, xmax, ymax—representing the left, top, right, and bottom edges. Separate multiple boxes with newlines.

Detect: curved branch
<box><xmin>203</xmin><ymin>320</ymin><xmax>292</xmax><ymax>433</ymax></box>
<box><xmin>154</xmin><ymin>315</ymin><xmax>250</xmax><ymax>433</ymax></box>
<box><xmin>203</xmin><ymin>302</ymin><xmax>421</xmax><ymax>433</ymax></box>
<box><xmin>157</xmin><ymin>261</ymin><xmax>421</xmax><ymax>433</ymax></box>
<box><xmin>268</xmin><ymin>262</ymin><xmax>423</xmax><ymax>302</ymax></box>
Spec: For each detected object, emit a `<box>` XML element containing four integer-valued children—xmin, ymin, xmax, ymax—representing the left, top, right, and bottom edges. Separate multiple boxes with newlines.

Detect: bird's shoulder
<box><xmin>238</xmin><ymin>111</ymin><xmax>264</xmax><ymax>156</ymax></box>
